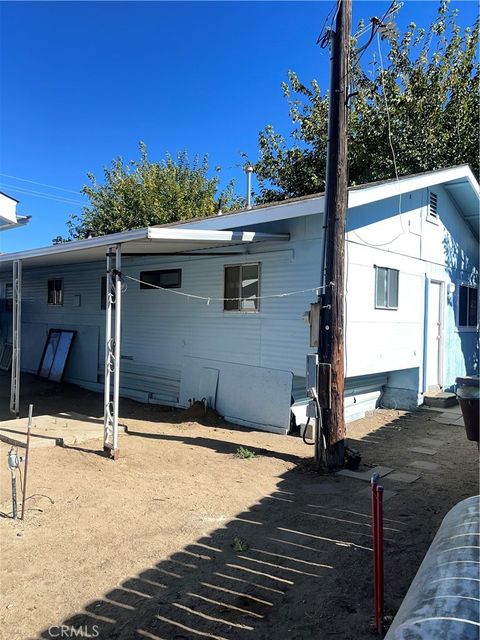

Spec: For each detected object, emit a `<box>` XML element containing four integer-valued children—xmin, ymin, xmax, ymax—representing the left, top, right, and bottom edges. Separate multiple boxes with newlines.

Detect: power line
<box><xmin>352</xmin><ymin>11</ymin><xmax>406</xmax><ymax>249</ymax></box>
<box><xmin>0</xmin><ymin>183</ymin><xmax>85</xmax><ymax>207</ymax></box>
<box><xmin>0</xmin><ymin>172</ymin><xmax>83</xmax><ymax>195</ymax></box>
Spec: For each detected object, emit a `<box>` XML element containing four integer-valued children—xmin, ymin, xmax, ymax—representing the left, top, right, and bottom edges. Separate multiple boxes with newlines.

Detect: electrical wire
<box><xmin>122</xmin><ymin>273</ymin><xmax>325</xmax><ymax>303</ymax></box>
<box><xmin>302</xmin><ymin>416</ymin><xmax>315</xmax><ymax>446</ymax></box>
<box><xmin>0</xmin><ymin>183</ymin><xmax>85</xmax><ymax>207</ymax></box>
<box><xmin>352</xmin><ymin>31</ymin><xmax>406</xmax><ymax>249</ymax></box>
<box><xmin>0</xmin><ymin>172</ymin><xmax>82</xmax><ymax>195</ymax></box>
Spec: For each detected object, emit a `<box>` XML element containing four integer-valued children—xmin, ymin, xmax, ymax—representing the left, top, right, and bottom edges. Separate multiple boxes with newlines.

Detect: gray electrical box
<box><xmin>309</xmin><ymin>302</ymin><xmax>321</xmax><ymax>347</ymax></box>
<box><xmin>306</xmin><ymin>354</ymin><xmax>318</xmax><ymax>397</ymax></box>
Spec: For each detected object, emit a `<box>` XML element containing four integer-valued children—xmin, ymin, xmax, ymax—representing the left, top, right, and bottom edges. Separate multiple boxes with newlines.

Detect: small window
<box><xmin>375</xmin><ymin>266</ymin><xmax>399</xmax><ymax>310</ymax></box>
<box><xmin>48</xmin><ymin>279</ymin><xmax>63</xmax><ymax>305</ymax></box>
<box><xmin>459</xmin><ymin>285</ymin><xmax>478</xmax><ymax>328</ymax></box>
<box><xmin>139</xmin><ymin>269</ymin><xmax>182</xmax><ymax>290</ymax></box>
<box><xmin>427</xmin><ymin>191</ymin><xmax>439</xmax><ymax>223</ymax></box>
<box><xmin>224</xmin><ymin>263</ymin><xmax>260</xmax><ymax>312</ymax></box>
<box><xmin>5</xmin><ymin>283</ymin><xmax>13</xmax><ymax>311</ymax></box>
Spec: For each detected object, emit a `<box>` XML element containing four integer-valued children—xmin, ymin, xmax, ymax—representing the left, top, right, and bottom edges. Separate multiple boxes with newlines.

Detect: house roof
<box><xmin>0</xmin><ymin>191</ymin><xmax>20</xmax><ymax>204</ymax></box>
<box><xmin>175</xmin><ymin>165</ymin><xmax>479</xmax><ymax>238</ymax></box>
<box><xmin>0</xmin><ymin>165</ymin><xmax>477</xmax><ymax>271</ymax></box>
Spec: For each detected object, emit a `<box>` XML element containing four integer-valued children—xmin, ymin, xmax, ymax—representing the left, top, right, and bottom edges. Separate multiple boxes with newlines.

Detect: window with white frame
<box><xmin>47</xmin><ymin>279</ymin><xmax>63</xmax><ymax>305</ymax></box>
<box><xmin>459</xmin><ymin>284</ymin><xmax>478</xmax><ymax>328</ymax></box>
<box><xmin>375</xmin><ymin>266</ymin><xmax>399</xmax><ymax>310</ymax></box>
<box><xmin>224</xmin><ymin>263</ymin><xmax>260</xmax><ymax>312</ymax></box>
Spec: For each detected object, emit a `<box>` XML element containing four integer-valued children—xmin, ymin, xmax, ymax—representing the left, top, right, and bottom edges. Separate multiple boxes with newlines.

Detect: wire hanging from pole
<box><xmin>122</xmin><ymin>273</ymin><xmax>327</xmax><ymax>303</ymax></box>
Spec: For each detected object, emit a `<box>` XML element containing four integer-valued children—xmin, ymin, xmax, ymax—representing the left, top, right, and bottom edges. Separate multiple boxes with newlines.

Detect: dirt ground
<box><xmin>0</xmin><ymin>375</ymin><xmax>478</xmax><ymax>640</ymax></box>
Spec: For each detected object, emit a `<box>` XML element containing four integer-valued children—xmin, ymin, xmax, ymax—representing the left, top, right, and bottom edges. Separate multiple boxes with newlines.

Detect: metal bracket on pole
<box><xmin>103</xmin><ymin>245</ymin><xmax>122</xmax><ymax>460</ymax></box>
<box><xmin>10</xmin><ymin>260</ymin><xmax>22</xmax><ymax>417</ymax></box>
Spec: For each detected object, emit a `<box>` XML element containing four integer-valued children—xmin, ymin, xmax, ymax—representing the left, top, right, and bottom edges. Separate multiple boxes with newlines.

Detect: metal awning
<box><xmin>0</xmin><ymin>227</ymin><xmax>289</xmax><ymax>271</ymax></box>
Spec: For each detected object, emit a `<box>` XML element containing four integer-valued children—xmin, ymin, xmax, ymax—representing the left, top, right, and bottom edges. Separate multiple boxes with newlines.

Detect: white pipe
<box><xmin>103</xmin><ymin>249</ymin><xmax>113</xmax><ymax>450</ymax></box>
<box><xmin>10</xmin><ymin>259</ymin><xmax>21</xmax><ymax>417</ymax></box>
<box><xmin>112</xmin><ymin>244</ymin><xmax>122</xmax><ymax>454</ymax></box>
<box><xmin>245</xmin><ymin>166</ymin><xmax>254</xmax><ymax>210</ymax></box>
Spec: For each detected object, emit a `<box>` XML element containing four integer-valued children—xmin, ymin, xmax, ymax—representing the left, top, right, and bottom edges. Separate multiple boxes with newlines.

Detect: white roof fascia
<box><xmin>147</xmin><ymin>227</ymin><xmax>289</xmax><ymax>242</ymax></box>
<box><xmin>348</xmin><ymin>165</ymin><xmax>479</xmax><ymax>209</ymax></box>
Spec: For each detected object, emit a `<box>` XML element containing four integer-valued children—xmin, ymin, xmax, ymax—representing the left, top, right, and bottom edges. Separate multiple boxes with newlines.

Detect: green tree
<box><xmin>255</xmin><ymin>0</ymin><xmax>479</xmax><ymax>202</ymax></box>
<box><xmin>61</xmin><ymin>143</ymin><xmax>244</xmax><ymax>240</ymax></box>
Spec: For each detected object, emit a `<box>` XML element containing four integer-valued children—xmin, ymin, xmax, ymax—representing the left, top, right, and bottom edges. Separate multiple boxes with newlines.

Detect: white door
<box><xmin>426</xmin><ymin>281</ymin><xmax>442</xmax><ymax>388</ymax></box>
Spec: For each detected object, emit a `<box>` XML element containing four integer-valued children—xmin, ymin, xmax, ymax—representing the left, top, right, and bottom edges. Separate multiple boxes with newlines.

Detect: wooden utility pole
<box><xmin>317</xmin><ymin>0</ymin><xmax>351</xmax><ymax>471</ymax></box>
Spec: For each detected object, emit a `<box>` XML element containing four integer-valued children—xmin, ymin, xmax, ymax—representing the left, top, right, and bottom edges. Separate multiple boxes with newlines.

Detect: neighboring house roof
<box><xmin>0</xmin><ymin>191</ymin><xmax>31</xmax><ymax>231</ymax></box>
<box><xmin>0</xmin><ymin>191</ymin><xmax>20</xmax><ymax>203</ymax></box>
<box><xmin>174</xmin><ymin>165</ymin><xmax>480</xmax><ymax>239</ymax></box>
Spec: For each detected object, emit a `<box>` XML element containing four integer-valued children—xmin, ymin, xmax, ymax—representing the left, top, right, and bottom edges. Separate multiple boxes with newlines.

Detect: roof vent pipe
<box><xmin>216</xmin><ymin>198</ymin><xmax>223</xmax><ymax>216</ymax></box>
<box><xmin>245</xmin><ymin>165</ymin><xmax>254</xmax><ymax>209</ymax></box>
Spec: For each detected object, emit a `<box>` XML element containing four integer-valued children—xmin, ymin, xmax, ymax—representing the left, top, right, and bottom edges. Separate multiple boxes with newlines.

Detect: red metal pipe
<box><xmin>371</xmin><ymin>475</ymin><xmax>379</xmax><ymax>631</ymax></box>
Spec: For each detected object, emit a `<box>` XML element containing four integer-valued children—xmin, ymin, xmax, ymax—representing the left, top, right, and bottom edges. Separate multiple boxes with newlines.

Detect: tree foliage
<box><xmin>255</xmin><ymin>0</ymin><xmax>479</xmax><ymax>202</ymax></box>
<box><xmin>59</xmin><ymin>143</ymin><xmax>244</xmax><ymax>241</ymax></box>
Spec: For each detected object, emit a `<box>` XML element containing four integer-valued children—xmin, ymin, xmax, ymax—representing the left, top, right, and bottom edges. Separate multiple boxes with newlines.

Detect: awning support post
<box><xmin>10</xmin><ymin>260</ymin><xmax>22</xmax><ymax>417</ymax></box>
<box><xmin>103</xmin><ymin>244</ymin><xmax>122</xmax><ymax>459</ymax></box>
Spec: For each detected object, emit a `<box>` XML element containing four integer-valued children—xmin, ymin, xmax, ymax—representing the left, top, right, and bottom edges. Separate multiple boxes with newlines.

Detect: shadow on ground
<box><xmin>2</xmin><ymin>373</ymin><xmax>477</xmax><ymax>639</ymax></box>
<box><xmin>37</xmin><ymin>462</ymin><xmax>389</xmax><ymax>640</ymax></box>
<box><xmin>36</xmin><ymin>409</ymin><xmax>478</xmax><ymax>640</ymax></box>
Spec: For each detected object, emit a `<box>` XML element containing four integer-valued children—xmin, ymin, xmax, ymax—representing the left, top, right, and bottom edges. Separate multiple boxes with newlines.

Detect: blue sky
<box><xmin>0</xmin><ymin>0</ymin><xmax>477</xmax><ymax>252</ymax></box>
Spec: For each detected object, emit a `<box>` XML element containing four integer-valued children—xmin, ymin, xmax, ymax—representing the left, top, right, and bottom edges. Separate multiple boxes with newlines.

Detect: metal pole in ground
<box><xmin>21</xmin><ymin>404</ymin><xmax>33</xmax><ymax>520</ymax></box>
<box><xmin>371</xmin><ymin>472</ymin><xmax>380</xmax><ymax>631</ymax></box>
<box><xmin>375</xmin><ymin>485</ymin><xmax>384</xmax><ymax>634</ymax></box>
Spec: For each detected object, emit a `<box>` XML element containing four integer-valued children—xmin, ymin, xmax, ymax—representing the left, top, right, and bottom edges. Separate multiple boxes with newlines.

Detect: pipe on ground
<box><xmin>385</xmin><ymin>495</ymin><xmax>480</xmax><ymax>640</ymax></box>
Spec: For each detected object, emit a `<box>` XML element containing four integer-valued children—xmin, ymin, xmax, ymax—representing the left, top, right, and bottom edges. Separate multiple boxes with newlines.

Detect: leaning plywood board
<box><xmin>179</xmin><ymin>357</ymin><xmax>293</xmax><ymax>434</ymax></box>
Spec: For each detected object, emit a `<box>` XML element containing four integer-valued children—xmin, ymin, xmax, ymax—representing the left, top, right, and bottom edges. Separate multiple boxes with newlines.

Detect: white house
<box><xmin>0</xmin><ymin>166</ymin><xmax>478</xmax><ymax>451</ymax></box>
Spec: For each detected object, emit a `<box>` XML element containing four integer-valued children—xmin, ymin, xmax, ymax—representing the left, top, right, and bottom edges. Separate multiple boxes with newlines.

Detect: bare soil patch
<box><xmin>0</xmin><ymin>378</ymin><xmax>477</xmax><ymax>640</ymax></box>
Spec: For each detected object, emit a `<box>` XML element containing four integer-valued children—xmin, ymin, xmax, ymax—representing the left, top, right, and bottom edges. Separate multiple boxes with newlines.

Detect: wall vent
<box><xmin>429</xmin><ymin>192</ymin><xmax>438</xmax><ymax>218</ymax></box>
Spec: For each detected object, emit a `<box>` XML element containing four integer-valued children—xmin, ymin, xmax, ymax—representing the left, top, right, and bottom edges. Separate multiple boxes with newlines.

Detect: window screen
<box><xmin>139</xmin><ymin>269</ymin><xmax>182</xmax><ymax>290</ymax></box>
<box><xmin>48</xmin><ymin>279</ymin><xmax>63</xmax><ymax>305</ymax></box>
<box><xmin>224</xmin><ymin>264</ymin><xmax>260</xmax><ymax>312</ymax></box>
<box><xmin>375</xmin><ymin>267</ymin><xmax>399</xmax><ymax>309</ymax></box>
<box><xmin>459</xmin><ymin>285</ymin><xmax>478</xmax><ymax>328</ymax></box>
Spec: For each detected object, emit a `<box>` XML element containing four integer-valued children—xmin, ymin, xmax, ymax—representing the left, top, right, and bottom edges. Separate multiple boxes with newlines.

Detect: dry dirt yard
<box><xmin>0</xmin><ymin>381</ymin><xmax>478</xmax><ymax>640</ymax></box>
